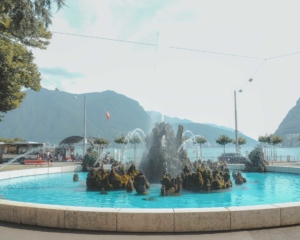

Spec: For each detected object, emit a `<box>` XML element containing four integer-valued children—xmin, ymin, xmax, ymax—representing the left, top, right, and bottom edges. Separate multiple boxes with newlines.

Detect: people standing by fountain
<box><xmin>46</xmin><ymin>150</ymin><xmax>52</xmax><ymax>167</ymax></box>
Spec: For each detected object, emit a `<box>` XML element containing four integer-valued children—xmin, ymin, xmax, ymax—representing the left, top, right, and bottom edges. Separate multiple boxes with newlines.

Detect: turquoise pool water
<box><xmin>0</xmin><ymin>172</ymin><xmax>299</xmax><ymax>208</ymax></box>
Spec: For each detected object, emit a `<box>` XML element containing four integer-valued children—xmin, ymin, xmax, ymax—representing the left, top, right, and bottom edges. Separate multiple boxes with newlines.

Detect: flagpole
<box><xmin>105</xmin><ymin>110</ymin><xmax>110</xmax><ymax>142</ymax></box>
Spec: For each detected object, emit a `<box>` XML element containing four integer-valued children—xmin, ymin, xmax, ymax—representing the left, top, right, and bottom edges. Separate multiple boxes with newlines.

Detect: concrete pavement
<box><xmin>1</xmin><ymin>221</ymin><xmax>300</xmax><ymax>240</ymax></box>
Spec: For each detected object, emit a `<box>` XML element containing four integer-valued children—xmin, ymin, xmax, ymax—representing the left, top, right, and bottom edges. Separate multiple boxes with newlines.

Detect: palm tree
<box><xmin>216</xmin><ymin>135</ymin><xmax>233</xmax><ymax>153</ymax></box>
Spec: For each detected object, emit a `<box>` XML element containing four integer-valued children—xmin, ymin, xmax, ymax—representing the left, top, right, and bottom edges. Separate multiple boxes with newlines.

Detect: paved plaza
<box><xmin>1</xmin><ymin>221</ymin><xmax>300</xmax><ymax>240</ymax></box>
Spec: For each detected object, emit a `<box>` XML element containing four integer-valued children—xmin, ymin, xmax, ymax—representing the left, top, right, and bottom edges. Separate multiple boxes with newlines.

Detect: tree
<box><xmin>129</xmin><ymin>134</ymin><xmax>143</xmax><ymax>163</ymax></box>
<box><xmin>271</xmin><ymin>135</ymin><xmax>283</xmax><ymax>145</ymax></box>
<box><xmin>94</xmin><ymin>138</ymin><xmax>109</xmax><ymax>162</ymax></box>
<box><xmin>0</xmin><ymin>0</ymin><xmax>65</xmax><ymax>48</ymax></box>
<box><xmin>258</xmin><ymin>134</ymin><xmax>283</xmax><ymax>161</ymax></box>
<box><xmin>0</xmin><ymin>38</ymin><xmax>41</xmax><ymax>113</ymax></box>
<box><xmin>114</xmin><ymin>135</ymin><xmax>128</xmax><ymax>162</ymax></box>
<box><xmin>232</xmin><ymin>137</ymin><xmax>247</xmax><ymax>147</ymax></box>
<box><xmin>195</xmin><ymin>136</ymin><xmax>207</xmax><ymax>160</ymax></box>
<box><xmin>0</xmin><ymin>0</ymin><xmax>65</xmax><ymax>119</ymax></box>
<box><xmin>0</xmin><ymin>137</ymin><xmax>26</xmax><ymax>143</ymax></box>
<box><xmin>258</xmin><ymin>135</ymin><xmax>271</xmax><ymax>144</ymax></box>
<box><xmin>215</xmin><ymin>135</ymin><xmax>233</xmax><ymax>153</ymax></box>
<box><xmin>270</xmin><ymin>135</ymin><xmax>283</xmax><ymax>161</ymax></box>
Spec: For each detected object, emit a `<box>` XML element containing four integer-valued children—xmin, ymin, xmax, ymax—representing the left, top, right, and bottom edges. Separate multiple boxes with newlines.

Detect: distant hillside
<box><xmin>147</xmin><ymin>111</ymin><xmax>193</xmax><ymax>125</ymax></box>
<box><xmin>171</xmin><ymin>123</ymin><xmax>257</xmax><ymax>147</ymax></box>
<box><xmin>0</xmin><ymin>89</ymin><xmax>152</xmax><ymax>144</ymax></box>
<box><xmin>274</xmin><ymin>98</ymin><xmax>300</xmax><ymax>136</ymax></box>
<box><xmin>205</xmin><ymin>123</ymin><xmax>234</xmax><ymax>133</ymax></box>
<box><xmin>147</xmin><ymin>112</ymin><xmax>257</xmax><ymax>146</ymax></box>
<box><xmin>274</xmin><ymin>98</ymin><xmax>300</xmax><ymax>147</ymax></box>
<box><xmin>0</xmin><ymin>88</ymin><xmax>257</xmax><ymax>147</ymax></box>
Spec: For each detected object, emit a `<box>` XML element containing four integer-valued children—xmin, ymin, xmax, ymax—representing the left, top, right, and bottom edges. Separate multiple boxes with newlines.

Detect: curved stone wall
<box><xmin>0</xmin><ymin>165</ymin><xmax>300</xmax><ymax>232</ymax></box>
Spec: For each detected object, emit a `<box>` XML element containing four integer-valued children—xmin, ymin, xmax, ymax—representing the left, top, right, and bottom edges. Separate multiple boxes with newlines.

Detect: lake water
<box><xmin>75</xmin><ymin>147</ymin><xmax>300</xmax><ymax>162</ymax></box>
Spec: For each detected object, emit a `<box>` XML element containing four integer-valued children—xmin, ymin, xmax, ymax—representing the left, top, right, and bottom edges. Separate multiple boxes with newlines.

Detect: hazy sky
<box><xmin>33</xmin><ymin>0</ymin><xmax>300</xmax><ymax>139</ymax></box>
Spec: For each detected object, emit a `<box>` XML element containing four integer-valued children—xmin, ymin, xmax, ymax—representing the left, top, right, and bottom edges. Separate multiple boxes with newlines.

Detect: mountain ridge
<box><xmin>0</xmin><ymin>88</ymin><xmax>258</xmax><ymax>146</ymax></box>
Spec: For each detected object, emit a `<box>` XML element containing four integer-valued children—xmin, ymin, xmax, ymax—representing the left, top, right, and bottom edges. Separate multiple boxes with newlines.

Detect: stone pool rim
<box><xmin>1</xmin><ymin>164</ymin><xmax>300</xmax><ymax>232</ymax></box>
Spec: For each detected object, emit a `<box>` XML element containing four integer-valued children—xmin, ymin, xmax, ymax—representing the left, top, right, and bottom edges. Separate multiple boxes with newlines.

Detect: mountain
<box><xmin>0</xmin><ymin>88</ymin><xmax>152</xmax><ymax>144</ymax></box>
<box><xmin>147</xmin><ymin>111</ymin><xmax>193</xmax><ymax>125</ymax></box>
<box><xmin>170</xmin><ymin>123</ymin><xmax>257</xmax><ymax>147</ymax></box>
<box><xmin>147</xmin><ymin>112</ymin><xmax>257</xmax><ymax>146</ymax></box>
<box><xmin>0</xmin><ymin>88</ymin><xmax>257</xmax><ymax>147</ymax></box>
<box><xmin>205</xmin><ymin>123</ymin><xmax>234</xmax><ymax>133</ymax></box>
<box><xmin>274</xmin><ymin>98</ymin><xmax>300</xmax><ymax>147</ymax></box>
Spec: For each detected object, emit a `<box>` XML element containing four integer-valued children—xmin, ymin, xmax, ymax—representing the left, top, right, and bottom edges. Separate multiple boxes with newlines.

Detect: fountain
<box><xmin>86</xmin><ymin>123</ymin><xmax>234</xmax><ymax>195</ymax></box>
<box><xmin>139</xmin><ymin>122</ymin><xmax>189</xmax><ymax>183</ymax></box>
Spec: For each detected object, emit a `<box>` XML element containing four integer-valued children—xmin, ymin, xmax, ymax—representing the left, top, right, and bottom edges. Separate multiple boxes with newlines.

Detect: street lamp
<box><xmin>83</xmin><ymin>95</ymin><xmax>86</xmax><ymax>156</ymax></box>
<box><xmin>234</xmin><ymin>78</ymin><xmax>253</xmax><ymax>153</ymax></box>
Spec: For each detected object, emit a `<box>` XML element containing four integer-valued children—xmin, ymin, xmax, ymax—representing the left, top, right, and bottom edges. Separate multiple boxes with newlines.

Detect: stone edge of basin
<box><xmin>0</xmin><ymin>165</ymin><xmax>300</xmax><ymax>232</ymax></box>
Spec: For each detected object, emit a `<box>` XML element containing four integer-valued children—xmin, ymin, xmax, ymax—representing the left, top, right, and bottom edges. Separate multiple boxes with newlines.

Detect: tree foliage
<box><xmin>216</xmin><ymin>134</ymin><xmax>233</xmax><ymax>153</ymax></box>
<box><xmin>0</xmin><ymin>0</ymin><xmax>65</xmax><ymax>49</ymax></box>
<box><xmin>258</xmin><ymin>135</ymin><xmax>271</xmax><ymax>144</ymax></box>
<box><xmin>0</xmin><ymin>0</ymin><xmax>65</xmax><ymax>118</ymax></box>
<box><xmin>258</xmin><ymin>134</ymin><xmax>283</xmax><ymax>145</ymax></box>
<box><xmin>0</xmin><ymin>37</ymin><xmax>41</xmax><ymax>113</ymax></box>
<box><xmin>271</xmin><ymin>135</ymin><xmax>283</xmax><ymax>145</ymax></box>
<box><xmin>94</xmin><ymin>138</ymin><xmax>109</xmax><ymax>146</ymax></box>
<box><xmin>0</xmin><ymin>137</ymin><xmax>26</xmax><ymax>143</ymax></box>
<box><xmin>195</xmin><ymin>136</ymin><xmax>207</xmax><ymax>145</ymax></box>
<box><xmin>129</xmin><ymin>134</ymin><xmax>142</xmax><ymax>145</ymax></box>
<box><xmin>232</xmin><ymin>137</ymin><xmax>247</xmax><ymax>146</ymax></box>
<box><xmin>114</xmin><ymin>135</ymin><xmax>128</xmax><ymax>145</ymax></box>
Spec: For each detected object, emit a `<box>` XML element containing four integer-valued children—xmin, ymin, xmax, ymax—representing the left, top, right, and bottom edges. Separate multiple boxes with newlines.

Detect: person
<box><xmin>46</xmin><ymin>150</ymin><xmax>51</xmax><ymax>167</ymax></box>
<box><xmin>36</xmin><ymin>151</ymin><xmax>41</xmax><ymax>160</ymax></box>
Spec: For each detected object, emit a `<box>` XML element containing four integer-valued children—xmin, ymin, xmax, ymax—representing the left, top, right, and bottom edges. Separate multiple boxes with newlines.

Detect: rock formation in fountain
<box><xmin>86</xmin><ymin>163</ymin><xmax>150</xmax><ymax>194</ymax></box>
<box><xmin>160</xmin><ymin>171</ymin><xmax>182</xmax><ymax>196</ymax></box>
<box><xmin>73</xmin><ymin>173</ymin><xmax>79</xmax><ymax>182</ymax></box>
<box><xmin>248</xmin><ymin>145</ymin><xmax>269</xmax><ymax>172</ymax></box>
<box><xmin>133</xmin><ymin>171</ymin><xmax>150</xmax><ymax>194</ymax></box>
<box><xmin>181</xmin><ymin>161</ymin><xmax>232</xmax><ymax>191</ymax></box>
<box><xmin>232</xmin><ymin>171</ymin><xmax>247</xmax><ymax>184</ymax></box>
<box><xmin>139</xmin><ymin>123</ymin><xmax>190</xmax><ymax>183</ymax></box>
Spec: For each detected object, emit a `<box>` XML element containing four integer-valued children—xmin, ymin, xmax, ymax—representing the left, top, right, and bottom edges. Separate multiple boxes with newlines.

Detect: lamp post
<box><xmin>83</xmin><ymin>95</ymin><xmax>86</xmax><ymax>156</ymax></box>
<box><xmin>234</xmin><ymin>78</ymin><xmax>253</xmax><ymax>153</ymax></box>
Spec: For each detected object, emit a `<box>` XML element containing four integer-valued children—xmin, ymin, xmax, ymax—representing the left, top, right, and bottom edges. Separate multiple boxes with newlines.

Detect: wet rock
<box><xmin>181</xmin><ymin>162</ymin><xmax>232</xmax><ymax>191</ymax></box>
<box><xmin>133</xmin><ymin>171</ymin><xmax>150</xmax><ymax>194</ymax></box>
<box><xmin>160</xmin><ymin>172</ymin><xmax>182</xmax><ymax>196</ymax></box>
<box><xmin>142</xmin><ymin>197</ymin><xmax>157</xmax><ymax>201</ymax></box>
<box><xmin>232</xmin><ymin>171</ymin><xmax>247</xmax><ymax>185</ymax></box>
<box><xmin>73</xmin><ymin>173</ymin><xmax>79</xmax><ymax>182</ymax></box>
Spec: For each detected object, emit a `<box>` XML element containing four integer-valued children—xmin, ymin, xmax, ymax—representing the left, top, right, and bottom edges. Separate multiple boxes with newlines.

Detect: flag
<box><xmin>106</xmin><ymin>110</ymin><xmax>110</xmax><ymax>119</ymax></box>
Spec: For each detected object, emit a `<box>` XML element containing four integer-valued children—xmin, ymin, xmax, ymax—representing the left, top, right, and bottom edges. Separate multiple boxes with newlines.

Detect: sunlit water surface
<box><xmin>0</xmin><ymin>172</ymin><xmax>299</xmax><ymax>208</ymax></box>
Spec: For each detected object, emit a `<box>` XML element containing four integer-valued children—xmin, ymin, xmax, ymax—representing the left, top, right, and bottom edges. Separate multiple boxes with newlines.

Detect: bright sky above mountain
<box><xmin>34</xmin><ymin>0</ymin><xmax>300</xmax><ymax>139</ymax></box>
